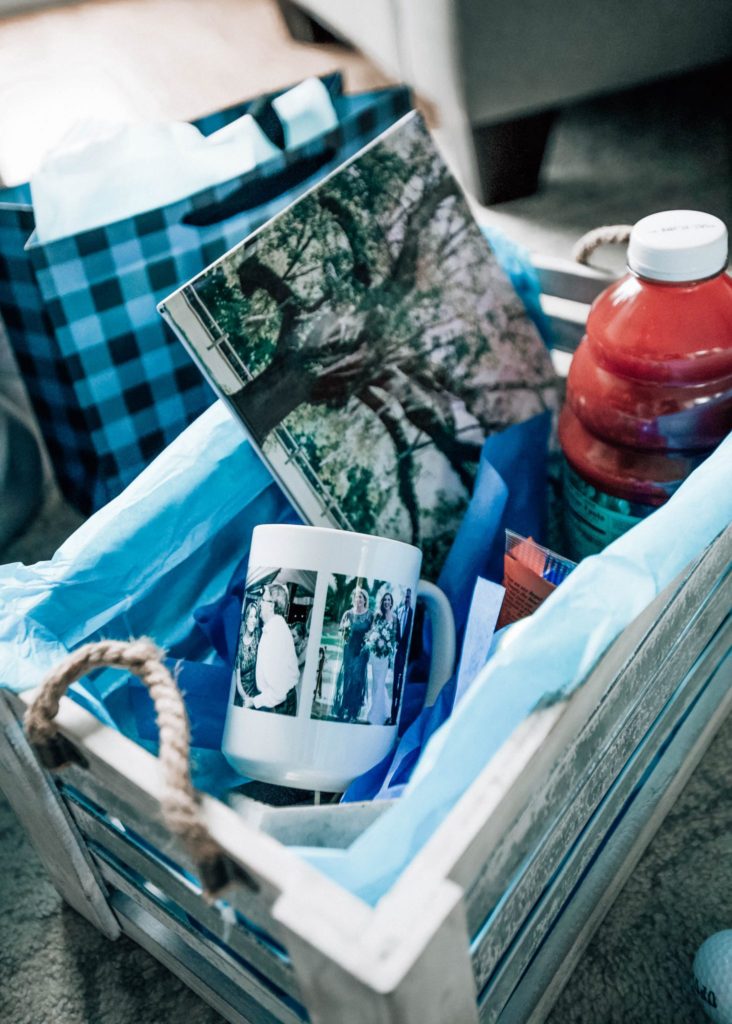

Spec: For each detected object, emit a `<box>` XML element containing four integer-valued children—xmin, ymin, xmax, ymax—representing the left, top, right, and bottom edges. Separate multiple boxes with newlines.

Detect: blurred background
<box><xmin>1</xmin><ymin>0</ymin><xmax>730</xmax><ymax>257</ymax></box>
<box><xmin>0</xmin><ymin>2</ymin><xmax>730</xmax><ymax>1022</ymax></box>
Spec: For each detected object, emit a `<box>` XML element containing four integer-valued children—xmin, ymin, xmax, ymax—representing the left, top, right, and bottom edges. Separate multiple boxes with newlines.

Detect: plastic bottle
<box><xmin>559</xmin><ymin>210</ymin><xmax>732</xmax><ymax>560</ymax></box>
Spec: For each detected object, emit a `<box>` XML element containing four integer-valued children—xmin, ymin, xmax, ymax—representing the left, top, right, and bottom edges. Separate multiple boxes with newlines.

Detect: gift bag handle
<box><xmin>182</xmin><ymin>144</ymin><xmax>338</xmax><ymax>227</ymax></box>
<box><xmin>572</xmin><ymin>224</ymin><xmax>632</xmax><ymax>266</ymax></box>
<box><xmin>24</xmin><ymin>637</ymin><xmax>254</xmax><ymax>897</ymax></box>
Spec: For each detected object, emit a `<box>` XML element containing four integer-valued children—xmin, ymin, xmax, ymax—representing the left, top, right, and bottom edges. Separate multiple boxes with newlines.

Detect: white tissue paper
<box><xmin>31</xmin><ymin>77</ymin><xmax>338</xmax><ymax>244</ymax></box>
<box><xmin>273</xmin><ymin>75</ymin><xmax>338</xmax><ymax>148</ymax></box>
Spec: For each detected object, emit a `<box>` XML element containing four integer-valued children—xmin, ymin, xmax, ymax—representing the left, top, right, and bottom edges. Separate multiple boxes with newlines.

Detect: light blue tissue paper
<box><xmin>437</xmin><ymin>412</ymin><xmax>550</xmax><ymax>636</ymax></box>
<box><xmin>0</xmin><ymin>402</ymin><xmax>295</xmax><ymax>719</ymax></box>
<box><xmin>482</xmin><ymin>225</ymin><xmax>554</xmax><ymax>348</ymax></box>
<box><xmin>299</xmin><ymin>434</ymin><xmax>732</xmax><ymax>903</ymax></box>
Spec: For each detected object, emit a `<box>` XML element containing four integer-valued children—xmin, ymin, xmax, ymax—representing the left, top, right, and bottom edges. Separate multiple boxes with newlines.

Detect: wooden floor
<box><xmin>0</xmin><ymin>0</ymin><xmax>391</xmax><ymax>186</ymax></box>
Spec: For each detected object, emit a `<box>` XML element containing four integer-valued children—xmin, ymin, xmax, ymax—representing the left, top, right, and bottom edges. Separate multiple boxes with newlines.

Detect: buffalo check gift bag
<box><xmin>0</xmin><ymin>74</ymin><xmax>411</xmax><ymax>513</ymax></box>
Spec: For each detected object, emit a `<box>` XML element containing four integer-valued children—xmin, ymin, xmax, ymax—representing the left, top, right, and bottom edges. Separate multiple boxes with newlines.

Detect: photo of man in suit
<box><xmin>390</xmin><ymin>587</ymin><xmax>413</xmax><ymax>723</ymax></box>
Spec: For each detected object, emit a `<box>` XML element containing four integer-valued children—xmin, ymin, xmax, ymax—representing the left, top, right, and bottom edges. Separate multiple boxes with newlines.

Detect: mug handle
<box><xmin>417</xmin><ymin>579</ymin><xmax>456</xmax><ymax>706</ymax></box>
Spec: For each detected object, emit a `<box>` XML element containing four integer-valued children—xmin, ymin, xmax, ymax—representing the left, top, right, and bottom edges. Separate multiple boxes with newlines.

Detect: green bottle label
<box><xmin>562</xmin><ymin>462</ymin><xmax>655</xmax><ymax>560</ymax></box>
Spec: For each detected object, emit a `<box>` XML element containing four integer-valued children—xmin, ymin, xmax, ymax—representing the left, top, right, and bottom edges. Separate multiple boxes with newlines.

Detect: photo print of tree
<box><xmin>161</xmin><ymin>112</ymin><xmax>559</xmax><ymax>577</ymax></box>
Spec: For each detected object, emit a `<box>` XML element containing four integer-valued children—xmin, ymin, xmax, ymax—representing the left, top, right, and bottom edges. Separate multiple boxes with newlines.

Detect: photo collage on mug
<box><xmin>233</xmin><ymin>568</ymin><xmax>414</xmax><ymax>725</ymax></box>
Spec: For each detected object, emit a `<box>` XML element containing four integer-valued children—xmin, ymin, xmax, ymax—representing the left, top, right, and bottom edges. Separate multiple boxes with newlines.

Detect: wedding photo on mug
<box><xmin>311</xmin><ymin>574</ymin><xmax>415</xmax><ymax>726</ymax></box>
<box><xmin>232</xmin><ymin>566</ymin><xmax>315</xmax><ymax>716</ymax></box>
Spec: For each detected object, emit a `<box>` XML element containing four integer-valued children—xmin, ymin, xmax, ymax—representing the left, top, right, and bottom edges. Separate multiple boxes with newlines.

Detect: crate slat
<box><xmin>388</xmin><ymin>528</ymin><xmax>729</xmax><ymax>939</ymax></box>
<box><xmin>478</xmin><ymin>614</ymin><xmax>732</xmax><ymax>1022</ymax></box>
<box><xmin>275</xmin><ymin>871</ymin><xmax>479</xmax><ymax>1024</ymax></box>
<box><xmin>532</xmin><ymin>256</ymin><xmax>614</xmax><ymax>305</ymax></box>
<box><xmin>471</xmin><ymin>588</ymin><xmax>730</xmax><ymax>987</ymax></box>
<box><xmin>467</xmin><ymin>559</ymin><xmax>731</xmax><ymax>979</ymax></box>
<box><xmin>230</xmin><ymin>795</ymin><xmax>391</xmax><ymax>849</ymax></box>
<box><xmin>111</xmin><ymin>890</ymin><xmax>293</xmax><ymax>1024</ymax></box>
<box><xmin>65</xmin><ymin>795</ymin><xmax>300</xmax><ymax>1001</ymax></box>
<box><xmin>540</xmin><ymin>295</ymin><xmax>588</xmax><ymax>351</ymax></box>
<box><xmin>492</xmin><ymin>645</ymin><xmax>732</xmax><ymax>1024</ymax></box>
<box><xmin>55</xmin><ymin>757</ymin><xmax>290</xmax><ymax>944</ymax></box>
<box><xmin>4</xmin><ymin>687</ymin><xmax>374</xmax><ymax>947</ymax></box>
<box><xmin>94</xmin><ymin>856</ymin><xmax>305</xmax><ymax>1024</ymax></box>
<box><xmin>0</xmin><ymin>692</ymin><xmax>119</xmax><ymax>940</ymax></box>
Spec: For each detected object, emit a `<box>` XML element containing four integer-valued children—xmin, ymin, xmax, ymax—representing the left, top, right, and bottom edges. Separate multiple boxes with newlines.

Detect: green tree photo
<box><xmin>184</xmin><ymin>113</ymin><xmax>559</xmax><ymax>576</ymax></box>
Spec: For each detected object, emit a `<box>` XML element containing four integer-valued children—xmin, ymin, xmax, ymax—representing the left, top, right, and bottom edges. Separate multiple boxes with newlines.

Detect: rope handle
<box><xmin>24</xmin><ymin>637</ymin><xmax>257</xmax><ymax>897</ymax></box>
<box><xmin>572</xmin><ymin>224</ymin><xmax>632</xmax><ymax>266</ymax></box>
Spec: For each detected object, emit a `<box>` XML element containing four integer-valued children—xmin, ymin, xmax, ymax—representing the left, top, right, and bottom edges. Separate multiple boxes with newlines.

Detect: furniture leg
<box><xmin>276</xmin><ymin>0</ymin><xmax>344</xmax><ymax>45</ymax></box>
<box><xmin>471</xmin><ymin>110</ymin><xmax>557</xmax><ymax>204</ymax></box>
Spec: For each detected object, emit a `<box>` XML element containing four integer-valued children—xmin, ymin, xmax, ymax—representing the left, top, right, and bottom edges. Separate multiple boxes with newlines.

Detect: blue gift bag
<box><xmin>0</xmin><ymin>74</ymin><xmax>411</xmax><ymax>514</ymax></box>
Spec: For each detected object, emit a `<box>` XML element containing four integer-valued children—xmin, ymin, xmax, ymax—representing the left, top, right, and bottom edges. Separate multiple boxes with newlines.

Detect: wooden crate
<box><xmin>1</xmin><ymin>259</ymin><xmax>730</xmax><ymax>1024</ymax></box>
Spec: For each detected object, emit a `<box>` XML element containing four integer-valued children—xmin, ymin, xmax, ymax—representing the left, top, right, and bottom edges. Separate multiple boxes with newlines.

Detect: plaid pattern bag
<box><xmin>0</xmin><ymin>183</ymin><xmax>97</xmax><ymax>483</ymax></box>
<box><xmin>0</xmin><ymin>74</ymin><xmax>411</xmax><ymax>512</ymax></box>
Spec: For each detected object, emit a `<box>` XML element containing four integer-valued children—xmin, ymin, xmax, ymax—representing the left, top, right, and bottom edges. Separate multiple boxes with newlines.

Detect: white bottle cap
<box><xmin>627</xmin><ymin>210</ymin><xmax>728</xmax><ymax>282</ymax></box>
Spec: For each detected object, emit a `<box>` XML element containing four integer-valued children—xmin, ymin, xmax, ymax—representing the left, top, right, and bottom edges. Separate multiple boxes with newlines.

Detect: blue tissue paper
<box><xmin>341</xmin><ymin>411</ymin><xmax>551</xmax><ymax>802</ymax></box>
<box><xmin>0</xmin><ymin>403</ymin><xmax>298</xmax><ymax>723</ymax></box>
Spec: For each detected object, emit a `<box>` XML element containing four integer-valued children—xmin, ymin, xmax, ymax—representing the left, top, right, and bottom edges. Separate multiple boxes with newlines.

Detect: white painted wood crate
<box><xmin>1</xmin><ymin>259</ymin><xmax>730</xmax><ymax>1024</ymax></box>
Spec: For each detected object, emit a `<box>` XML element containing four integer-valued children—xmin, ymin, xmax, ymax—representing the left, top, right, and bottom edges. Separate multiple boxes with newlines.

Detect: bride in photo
<box><xmin>366</xmin><ymin>591</ymin><xmax>398</xmax><ymax>725</ymax></box>
<box><xmin>234</xmin><ymin>600</ymin><xmax>260</xmax><ymax>706</ymax></box>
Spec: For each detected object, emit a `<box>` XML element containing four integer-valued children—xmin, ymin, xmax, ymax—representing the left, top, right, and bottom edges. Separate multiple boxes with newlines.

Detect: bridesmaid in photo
<box><xmin>333</xmin><ymin>587</ymin><xmax>373</xmax><ymax>722</ymax></box>
<box><xmin>367</xmin><ymin>592</ymin><xmax>398</xmax><ymax>725</ymax></box>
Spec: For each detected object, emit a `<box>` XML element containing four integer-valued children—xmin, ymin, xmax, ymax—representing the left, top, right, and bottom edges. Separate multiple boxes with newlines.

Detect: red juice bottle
<box><xmin>559</xmin><ymin>210</ymin><xmax>732</xmax><ymax>560</ymax></box>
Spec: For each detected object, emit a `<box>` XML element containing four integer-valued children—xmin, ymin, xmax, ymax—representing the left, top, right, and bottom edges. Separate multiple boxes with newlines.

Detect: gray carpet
<box><xmin>1</xmin><ymin>37</ymin><xmax>731</xmax><ymax>1024</ymax></box>
<box><xmin>477</xmin><ymin>60</ymin><xmax>732</xmax><ymax>266</ymax></box>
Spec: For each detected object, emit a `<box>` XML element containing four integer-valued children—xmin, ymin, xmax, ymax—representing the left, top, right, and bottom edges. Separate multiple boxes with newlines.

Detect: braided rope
<box><xmin>572</xmin><ymin>224</ymin><xmax>632</xmax><ymax>266</ymax></box>
<box><xmin>25</xmin><ymin>638</ymin><xmax>222</xmax><ymax>868</ymax></box>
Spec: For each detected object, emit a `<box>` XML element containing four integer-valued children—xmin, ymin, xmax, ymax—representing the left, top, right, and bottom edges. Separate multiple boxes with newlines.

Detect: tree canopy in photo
<box><xmin>192</xmin><ymin>113</ymin><xmax>558</xmax><ymax>573</ymax></box>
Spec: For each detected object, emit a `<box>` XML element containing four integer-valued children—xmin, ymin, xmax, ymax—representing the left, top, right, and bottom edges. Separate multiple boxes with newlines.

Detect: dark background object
<box><xmin>279</xmin><ymin>0</ymin><xmax>732</xmax><ymax>204</ymax></box>
<box><xmin>0</xmin><ymin>405</ymin><xmax>42</xmax><ymax>549</ymax></box>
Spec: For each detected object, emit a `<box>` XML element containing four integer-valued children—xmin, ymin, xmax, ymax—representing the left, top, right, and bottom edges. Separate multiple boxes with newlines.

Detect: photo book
<box><xmin>159</xmin><ymin>112</ymin><xmax>559</xmax><ymax>578</ymax></box>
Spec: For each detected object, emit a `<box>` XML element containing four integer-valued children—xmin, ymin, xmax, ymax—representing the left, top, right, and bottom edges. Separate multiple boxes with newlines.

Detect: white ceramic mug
<box><xmin>222</xmin><ymin>524</ymin><xmax>456</xmax><ymax>791</ymax></box>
